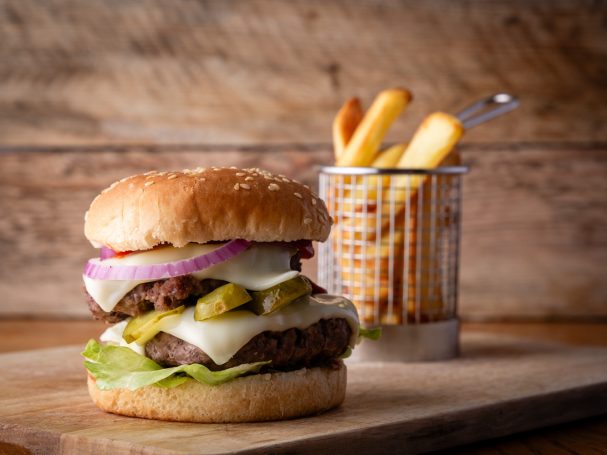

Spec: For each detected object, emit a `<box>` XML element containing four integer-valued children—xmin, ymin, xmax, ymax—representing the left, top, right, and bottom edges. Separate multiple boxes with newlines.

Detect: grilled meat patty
<box><xmin>86</xmin><ymin>276</ymin><xmax>227</xmax><ymax>323</ymax></box>
<box><xmin>86</xmin><ymin>253</ymin><xmax>302</xmax><ymax>323</ymax></box>
<box><xmin>145</xmin><ymin>318</ymin><xmax>352</xmax><ymax>371</ymax></box>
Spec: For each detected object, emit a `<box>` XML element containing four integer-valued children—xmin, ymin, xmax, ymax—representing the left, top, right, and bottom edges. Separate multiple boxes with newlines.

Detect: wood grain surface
<box><xmin>1</xmin><ymin>144</ymin><xmax>605</xmax><ymax>320</ymax></box>
<box><xmin>2</xmin><ymin>321</ymin><xmax>606</xmax><ymax>454</ymax></box>
<box><xmin>0</xmin><ymin>332</ymin><xmax>606</xmax><ymax>454</ymax></box>
<box><xmin>0</xmin><ymin>0</ymin><xmax>605</xmax><ymax>146</ymax></box>
<box><xmin>443</xmin><ymin>415</ymin><xmax>607</xmax><ymax>455</ymax></box>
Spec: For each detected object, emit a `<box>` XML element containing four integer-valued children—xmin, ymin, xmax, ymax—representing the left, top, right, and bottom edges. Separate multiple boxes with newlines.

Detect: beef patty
<box><xmin>86</xmin><ymin>252</ymin><xmax>302</xmax><ymax>323</ymax></box>
<box><xmin>145</xmin><ymin>318</ymin><xmax>352</xmax><ymax>371</ymax></box>
<box><xmin>86</xmin><ymin>276</ymin><xmax>227</xmax><ymax>323</ymax></box>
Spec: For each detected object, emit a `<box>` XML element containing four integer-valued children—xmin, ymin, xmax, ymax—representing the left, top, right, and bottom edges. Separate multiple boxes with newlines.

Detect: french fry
<box><xmin>372</xmin><ymin>143</ymin><xmax>407</xmax><ymax>168</ymax></box>
<box><xmin>337</xmin><ymin>172</ymin><xmax>456</xmax><ymax>322</ymax></box>
<box><xmin>333</xmin><ymin>97</ymin><xmax>363</xmax><ymax>161</ymax></box>
<box><xmin>332</xmin><ymin>100</ymin><xmax>465</xmax><ymax>325</ymax></box>
<box><xmin>346</xmin><ymin>142</ymin><xmax>407</xmax><ymax>211</ymax></box>
<box><xmin>408</xmin><ymin>181</ymin><xmax>449</xmax><ymax>321</ymax></box>
<box><xmin>340</xmin><ymin>226</ymin><xmax>413</xmax><ymax>325</ymax></box>
<box><xmin>336</xmin><ymin>111</ymin><xmax>463</xmax><ymax>239</ymax></box>
<box><xmin>391</xmin><ymin>113</ymin><xmax>464</xmax><ymax>320</ymax></box>
<box><xmin>395</xmin><ymin>112</ymin><xmax>463</xmax><ymax>191</ymax></box>
<box><xmin>337</xmin><ymin>88</ymin><xmax>412</xmax><ymax>167</ymax></box>
<box><xmin>334</xmin><ymin>143</ymin><xmax>407</xmax><ymax>214</ymax></box>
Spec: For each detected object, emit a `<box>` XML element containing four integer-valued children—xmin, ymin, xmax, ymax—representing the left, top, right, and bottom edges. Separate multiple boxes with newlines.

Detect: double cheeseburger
<box><xmin>82</xmin><ymin>167</ymin><xmax>367</xmax><ymax>423</ymax></box>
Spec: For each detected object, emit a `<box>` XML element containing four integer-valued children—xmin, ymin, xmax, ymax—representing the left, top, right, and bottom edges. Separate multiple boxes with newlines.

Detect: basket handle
<box><xmin>455</xmin><ymin>93</ymin><xmax>519</xmax><ymax>129</ymax></box>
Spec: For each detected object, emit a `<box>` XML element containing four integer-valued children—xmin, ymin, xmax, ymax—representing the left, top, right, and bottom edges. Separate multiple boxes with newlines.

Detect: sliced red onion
<box><xmin>84</xmin><ymin>239</ymin><xmax>251</xmax><ymax>281</ymax></box>
<box><xmin>99</xmin><ymin>247</ymin><xmax>117</xmax><ymax>260</ymax></box>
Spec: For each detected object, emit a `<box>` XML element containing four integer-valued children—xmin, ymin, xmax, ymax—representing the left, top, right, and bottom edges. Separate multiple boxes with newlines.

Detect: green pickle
<box><xmin>123</xmin><ymin>305</ymin><xmax>185</xmax><ymax>345</ymax></box>
<box><xmin>194</xmin><ymin>283</ymin><xmax>252</xmax><ymax>321</ymax></box>
<box><xmin>248</xmin><ymin>276</ymin><xmax>312</xmax><ymax>315</ymax></box>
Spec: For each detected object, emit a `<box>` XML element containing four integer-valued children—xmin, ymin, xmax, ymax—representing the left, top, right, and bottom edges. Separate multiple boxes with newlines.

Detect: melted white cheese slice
<box><xmin>84</xmin><ymin>243</ymin><xmax>299</xmax><ymax>312</ymax></box>
<box><xmin>100</xmin><ymin>294</ymin><xmax>359</xmax><ymax>365</ymax></box>
<box><xmin>99</xmin><ymin>320</ymin><xmax>145</xmax><ymax>355</ymax></box>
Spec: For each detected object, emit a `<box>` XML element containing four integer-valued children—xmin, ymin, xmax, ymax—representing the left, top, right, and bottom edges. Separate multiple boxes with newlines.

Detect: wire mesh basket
<box><xmin>318</xmin><ymin>165</ymin><xmax>468</xmax><ymax>361</ymax></box>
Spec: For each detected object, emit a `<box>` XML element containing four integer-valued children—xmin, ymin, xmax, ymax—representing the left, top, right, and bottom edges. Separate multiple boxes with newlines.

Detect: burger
<box><xmin>81</xmin><ymin>166</ymin><xmax>375</xmax><ymax>422</ymax></box>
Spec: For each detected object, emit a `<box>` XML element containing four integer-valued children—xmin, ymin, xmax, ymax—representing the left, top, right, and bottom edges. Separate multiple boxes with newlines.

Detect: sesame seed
<box><xmin>144</xmin><ymin>181</ymin><xmax>154</xmax><ymax>187</ymax></box>
<box><xmin>303</xmin><ymin>218</ymin><xmax>312</xmax><ymax>225</ymax></box>
<box><xmin>239</xmin><ymin>183</ymin><xmax>251</xmax><ymax>190</ymax></box>
<box><xmin>167</xmin><ymin>174</ymin><xmax>178</xmax><ymax>180</ymax></box>
<box><xmin>212</xmin><ymin>168</ymin><xmax>221</xmax><ymax>171</ymax></box>
<box><xmin>236</xmin><ymin>173</ymin><xmax>245</xmax><ymax>176</ymax></box>
<box><xmin>144</xmin><ymin>171</ymin><xmax>156</xmax><ymax>176</ymax></box>
<box><xmin>282</xmin><ymin>178</ymin><xmax>290</xmax><ymax>183</ymax></box>
<box><xmin>303</xmin><ymin>184</ymin><xmax>310</xmax><ymax>190</ymax></box>
<box><xmin>230</xmin><ymin>166</ymin><xmax>238</xmax><ymax>169</ymax></box>
<box><xmin>251</xmin><ymin>173</ymin><xmax>258</xmax><ymax>177</ymax></box>
<box><xmin>199</xmin><ymin>177</ymin><xmax>206</xmax><ymax>181</ymax></box>
<box><xmin>263</xmin><ymin>176</ymin><xmax>272</xmax><ymax>180</ymax></box>
<box><xmin>234</xmin><ymin>183</ymin><xmax>240</xmax><ymax>190</ymax></box>
<box><xmin>278</xmin><ymin>174</ymin><xmax>286</xmax><ymax>178</ymax></box>
<box><xmin>245</xmin><ymin>176</ymin><xmax>254</xmax><ymax>181</ymax></box>
<box><xmin>293</xmin><ymin>192</ymin><xmax>303</xmax><ymax>199</ymax></box>
<box><xmin>311</xmin><ymin>198</ymin><xmax>317</xmax><ymax>205</ymax></box>
<box><xmin>268</xmin><ymin>183</ymin><xmax>280</xmax><ymax>191</ymax></box>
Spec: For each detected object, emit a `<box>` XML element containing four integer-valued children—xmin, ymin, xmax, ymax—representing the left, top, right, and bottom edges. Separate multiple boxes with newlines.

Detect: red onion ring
<box><xmin>84</xmin><ymin>239</ymin><xmax>251</xmax><ymax>281</ymax></box>
<box><xmin>99</xmin><ymin>247</ymin><xmax>117</xmax><ymax>260</ymax></box>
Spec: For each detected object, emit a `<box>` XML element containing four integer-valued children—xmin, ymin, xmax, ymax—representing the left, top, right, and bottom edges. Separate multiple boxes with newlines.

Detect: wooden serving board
<box><xmin>1</xmin><ymin>332</ymin><xmax>606</xmax><ymax>455</ymax></box>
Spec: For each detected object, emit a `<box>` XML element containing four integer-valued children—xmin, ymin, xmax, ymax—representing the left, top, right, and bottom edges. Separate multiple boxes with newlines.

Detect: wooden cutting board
<box><xmin>1</xmin><ymin>332</ymin><xmax>606</xmax><ymax>455</ymax></box>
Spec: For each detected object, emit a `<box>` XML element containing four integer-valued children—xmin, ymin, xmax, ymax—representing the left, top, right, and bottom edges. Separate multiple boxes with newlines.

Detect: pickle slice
<box><xmin>123</xmin><ymin>305</ymin><xmax>185</xmax><ymax>345</ymax></box>
<box><xmin>248</xmin><ymin>276</ymin><xmax>312</xmax><ymax>315</ymax></box>
<box><xmin>194</xmin><ymin>283</ymin><xmax>252</xmax><ymax>321</ymax></box>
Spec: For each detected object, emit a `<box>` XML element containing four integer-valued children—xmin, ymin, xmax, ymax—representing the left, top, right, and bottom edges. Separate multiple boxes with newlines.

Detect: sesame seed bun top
<box><xmin>84</xmin><ymin>167</ymin><xmax>332</xmax><ymax>251</ymax></box>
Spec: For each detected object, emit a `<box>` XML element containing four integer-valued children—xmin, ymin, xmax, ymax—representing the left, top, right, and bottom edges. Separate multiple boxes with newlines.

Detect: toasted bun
<box><xmin>84</xmin><ymin>167</ymin><xmax>332</xmax><ymax>251</ymax></box>
<box><xmin>87</xmin><ymin>363</ymin><xmax>346</xmax><ymax>423</ymax></box>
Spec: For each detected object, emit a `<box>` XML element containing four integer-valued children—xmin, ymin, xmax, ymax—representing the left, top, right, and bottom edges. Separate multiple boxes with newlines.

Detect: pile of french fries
<box><xmin>329</xmin><ymin>88</ymin><xmax>464</xmax><ymax>325</ymax></box>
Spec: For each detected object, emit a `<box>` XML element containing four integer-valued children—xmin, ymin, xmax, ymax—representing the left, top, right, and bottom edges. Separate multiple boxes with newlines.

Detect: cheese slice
<box><xmin>99</xmin><ymin>320</ymin><xmax>145</xmax><ymax>355</ymax></box>
<box><xmin>84</xmin><ymin>243</ymin><xmax>299</xmax><ymax>312</ymax></box>
<box><xmin>100</xmin><ymin>294</ymin><xmax>359</xmax><ymax>365</ymax></box>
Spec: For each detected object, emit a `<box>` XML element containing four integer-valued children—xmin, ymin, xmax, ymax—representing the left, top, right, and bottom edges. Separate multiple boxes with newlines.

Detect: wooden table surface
<box><xmin>1</xmin><ymin>320</ymin><xmax>606</xmax><ymax>454</ymax></box>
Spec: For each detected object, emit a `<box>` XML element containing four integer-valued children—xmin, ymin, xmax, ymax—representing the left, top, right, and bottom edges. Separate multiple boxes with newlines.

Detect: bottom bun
<box><xmin>87</xmin><ymin>362</ymin><xmax>347</xmax><ymax>423</ymax></box>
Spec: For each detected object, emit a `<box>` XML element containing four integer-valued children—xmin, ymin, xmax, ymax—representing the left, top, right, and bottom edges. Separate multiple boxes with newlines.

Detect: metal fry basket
<box><xmin>318</xmin><ymin>165</ymin><xmax>468</xmax><ymax>362</ymax></box>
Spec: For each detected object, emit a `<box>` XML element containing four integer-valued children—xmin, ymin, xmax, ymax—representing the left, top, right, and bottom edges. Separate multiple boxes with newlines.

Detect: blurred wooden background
<box><xmin>0</xmin><ymin>0</ymin><xmax>605</xmax><ymax>321</ymax></box>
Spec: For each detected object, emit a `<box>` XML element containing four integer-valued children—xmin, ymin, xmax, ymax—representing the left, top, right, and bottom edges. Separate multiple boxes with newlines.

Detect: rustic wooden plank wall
<box><xmin>0</xmin><ymin>0</ymin><xmax>605</xmax><ymax>146</ymax></box>
<box><xmin>0</xmin><ymin>0</ymin><xmax>605</xmax><ymax>320</ymax></box>
<box><xmin>1</xmin><ymin>145</ymin><xmax>606</xmax><ymax>320</ymax></box>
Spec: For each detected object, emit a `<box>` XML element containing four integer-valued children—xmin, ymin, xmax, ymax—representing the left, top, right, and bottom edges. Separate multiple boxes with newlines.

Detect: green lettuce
<box><xmin>82</xmin><ymin>339</ymin><xmax>269</xmax><ymax>391</ymax></box>
<box><xmin>359</xmin><ymin>326</ymin><xmax>382</xmax><ymax>341</ymax></box>
<box><xmin>339</xmin><ymin>346</ymin><xmax>353</xmax><ymax>359</ymax></box>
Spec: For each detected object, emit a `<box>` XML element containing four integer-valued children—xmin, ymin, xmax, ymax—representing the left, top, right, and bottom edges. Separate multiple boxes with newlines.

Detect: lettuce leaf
<box><xmin>359</xmin><ymin>326</ymin><xmax>382</xmax><ymax>341</ymax></box>
<box><xmin>339</xmin><ymin>346</ymin><xmax>353</xmax><ymax>359</ymax></box>
<box><xmin>82</xmin><ymin>339</ymin><xmax>269</xmax><ymax>391</ymax></box>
